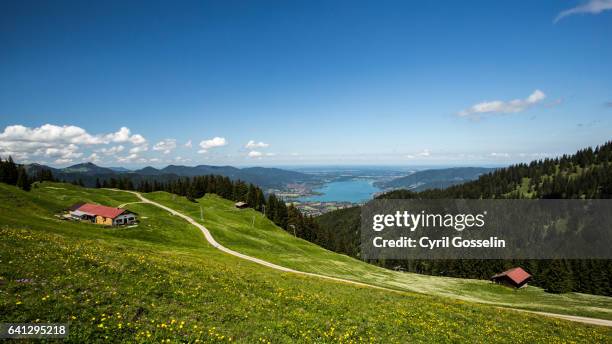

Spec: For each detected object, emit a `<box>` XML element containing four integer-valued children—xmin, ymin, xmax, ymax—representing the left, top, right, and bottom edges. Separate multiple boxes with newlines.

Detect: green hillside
<box><xmin>146</xmin><ymin>192</ymin><xmax>612</xmax><ymax>320</ymax></box>
<box><xmin>1</xmin><ymin>183</ymin><xmax>611</xmax><ymax>343</ymax></box>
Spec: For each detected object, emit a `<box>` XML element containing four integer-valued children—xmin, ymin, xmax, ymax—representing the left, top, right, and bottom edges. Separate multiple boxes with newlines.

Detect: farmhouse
<box><xmin>491</xmin><ymin>267</ymin><xmax>531</xmax><ymax>288</ymax></box>
<box><xmin>235</xmin><ymin>201</ymin><xmax>248</xmax><ymax>209</ymax></box>
<box><xmin>69</xmin><ymin>203</ymin><xmax>137</xmax><ymax>226</ymax></box>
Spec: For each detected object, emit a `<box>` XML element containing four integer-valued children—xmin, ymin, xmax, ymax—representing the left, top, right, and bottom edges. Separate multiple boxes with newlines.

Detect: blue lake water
<box><xmin>297</xmin><ymin>179</ymin><xmax>381</xmax><ymax>203</ymax></box>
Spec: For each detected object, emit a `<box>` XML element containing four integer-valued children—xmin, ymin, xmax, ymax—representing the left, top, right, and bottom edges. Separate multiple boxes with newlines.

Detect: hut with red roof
<box><xmin>491</xmin><ymin>267</ymin><xmax>531</xmax><ymax>288</ymax></box>
<box><xmin>69</xmin><ymin>203</ymin><xmax>137</xmax><ymax>226</ymax></box>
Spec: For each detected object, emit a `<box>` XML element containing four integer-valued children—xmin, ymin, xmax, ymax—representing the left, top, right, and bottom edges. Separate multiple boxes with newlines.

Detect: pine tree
<box><xmin>5</xmin><ymin>156</ymin><xmax>19</xmax><ymax>185</ymax></box>
<box><xmin>266</xmin><ymin>194</ymin><xmax>277</xmax><ymax>221</ymax></box>
<box><xmin>540</xmin><ymin>260</ymin><xmax>573</xmax><ymax>293</ymax></box>
<box><xmin>246</xmin><ymin>184</ymin><xmax>258</xmax><ymax>208</ymax></box>
<box><xmin>274</xmin><ymin>200</ymin><xmax>288</xmax><ymax>229</ymax></box>
<box><xmin>16</xmin><ymin>166</ymin><xmax>30</xmax><ymax>191</ymax></box>
<box><xmin>0</xmin><ymin>157</ymin><xmax>5</xmax><ymax>183</ymax></box>
<box><xmin>255</xmin><ymin>189</ymin><xmax>266</xmax><ymax>212</ymax></box>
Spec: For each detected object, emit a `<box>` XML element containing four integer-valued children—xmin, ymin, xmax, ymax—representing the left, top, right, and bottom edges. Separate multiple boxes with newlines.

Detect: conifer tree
<box><xmin>16</xmin><ymin>166</ymin><xmax>30</xmax><ymax>191</ymax></box>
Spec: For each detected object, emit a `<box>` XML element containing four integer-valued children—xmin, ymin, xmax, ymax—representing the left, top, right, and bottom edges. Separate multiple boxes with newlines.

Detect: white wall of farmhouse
<box><xmin>113</xmin><ymin>213</ymin><xmax>136</xmax><ymax>226</ymax></box>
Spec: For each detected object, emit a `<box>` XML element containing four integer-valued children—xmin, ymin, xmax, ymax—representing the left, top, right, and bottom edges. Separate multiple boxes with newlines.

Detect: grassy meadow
<box><xmin>0</xmin><ymin>182</ymin><xmax>611</xmax><ymax>342</ymax></box>
<box><xmin>146</xmin><ymin>192</ymin><xmax>612</xmax><ymax>320</ymax></box>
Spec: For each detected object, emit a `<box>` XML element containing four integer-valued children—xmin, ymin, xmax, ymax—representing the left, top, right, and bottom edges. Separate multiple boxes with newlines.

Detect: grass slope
<box><xmin>146</xmin><ymin>192</ymin><xmax>612</xmax><ymax>321</ymax></box>
<box><xmin>0</xmin><ymin>183</ymin><xmax>610</xmax><ymax>343</ymax></box>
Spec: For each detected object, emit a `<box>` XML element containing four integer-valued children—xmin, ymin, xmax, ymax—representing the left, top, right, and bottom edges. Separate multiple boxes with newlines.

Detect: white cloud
<box><xmin>54</xmin><ymin>158</ymin><xmax>74</xmax><ymax>165</ymax></box>
<box><xmin>116</xmin><ymin>153</ymin><xmax>147</xmax><ymax>164</ymax></box>
<box><xmin>458</xmin><ymin>90</ymin><xmax>546</xmax><ymax>117</ymax></box>
<box><xmin>0</xmin><ymin>124</ymin><xmax>103</xmax><ymax>145</ymax></box>
<box><xmin>130</xmin><ymin>135</ymin><xmax>146</xmax><ymax>145</ymax></box>
<box><xmin>198</xmin><ymin>137</ymin><xmax>227</xmax><ymax>154</ymax></box>
<box><xmin>184</xmin><ymin>139</ymin><xmax>192</xmax><ymax>148</ymax></box>
<box><xmin>265</xmin><ymin>152</ymin><xmax>276</xmax><ymax>156</ymax></box>
<box><xmin>0</xmin><ymin>124</ymin><xmax>149</xmax><ymax>164</ymax></box>
<box><xmin>245</xmin><ymin>140</ymin><xmax>269</xmax><ymax>149</ymax></box>
<box><xmin>405</xmin><ymin>149</ymin><xmax>430</xmax><ymax>159</ymax></box>
<box><xmin>43</xmin><ymin>144</ymin><xmax>83</xmax><ymax>159</ymax></box>
<box><xmin>417</xmin><ymin>149</ymin><xmax>430</xmax><ymax>157</ymax></box>
<box><xmin>174</xmin><ymin>156</ymin><xmax>192</xmax><ymax>163</ymax></box>
<box><xmin>555</xmin><ymin>0</ymin><xmax>612</xmax><ymax>23</ymax></box>
<box><xmin>248</xmin><ymin>151</ymin><xmax>263</xmax><ymax>158</ymax></box>
<box><xmin>98</xmin><ymin>145</ymin><xmax>125</xmax><ymax>156</ymax></box>
<box><xmin>105</xmin><ymin>127</ymin><xmax>130</xmax><ymax>142</ymax></box>
<box><xmin>129</xmin><ymin>144</ymin><xmax>149</xmax><ymax>154</ymax></box>
<box><xmin>490</xmin><ymin>152</ymin><xmax>510</xmax><ymax>158</ymax></box>
<box><xmin>8</xmin><ymin>142</ymin><xmax>83</xmax><ymax>164</ymax></box>
<box><xmin>153</xmin><ymin>139</ymin><xmax>177</xmax><ymax>154</ymax></box>
<box><xmin>105</xmin><ymin>127</ymin><xmax>147</xmax><ymax>145</ymax></box>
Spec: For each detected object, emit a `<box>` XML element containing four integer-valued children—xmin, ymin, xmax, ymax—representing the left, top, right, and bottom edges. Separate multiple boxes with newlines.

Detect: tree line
<box><xmin>316</xmin><ymin>141</ymin><xmax>612</xmax><ymax>296</ymax></box>
<box><xmin>0</xmin><ymin>156</ymin><xmax>55</xmax><ymax>191</ymax></box>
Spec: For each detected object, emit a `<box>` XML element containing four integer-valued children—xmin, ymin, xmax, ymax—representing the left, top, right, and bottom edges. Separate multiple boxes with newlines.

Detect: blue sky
<box><xmin>0</xmin><ymin>0</ymin><xmax>611</xmax><ymax>167</ymax></box>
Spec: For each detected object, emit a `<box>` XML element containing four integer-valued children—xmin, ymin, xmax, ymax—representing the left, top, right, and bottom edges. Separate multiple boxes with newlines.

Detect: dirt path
<box><xmin>118</xmin><ymin>201</ymin><xmax>146</xmax><ymax>208</ymax></box>
<box><xmin>509</xmin><ymin>309</ymin><xmax>612</xmax><ymax>327</ymax></box>
<box><xmin>109</xmin><ymin>189</ymin><xmax>612</xmax><ymax>328</ymax></box>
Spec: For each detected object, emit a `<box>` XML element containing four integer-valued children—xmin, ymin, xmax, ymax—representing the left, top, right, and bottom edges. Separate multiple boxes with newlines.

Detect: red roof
<box><xmin>75</xmin><ymin>203</ymin><xmax>126</xmax><ymax>219</ymax></box>
<box><xmin>492</xmin><ymin>267</ymin><xmax>531</xmax><ymax>285</ymax></box>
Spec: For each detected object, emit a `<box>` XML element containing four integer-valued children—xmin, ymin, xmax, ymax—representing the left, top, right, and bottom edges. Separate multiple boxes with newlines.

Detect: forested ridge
<box><xmin>316</xmin><ymin>141</ymin><xmax>612</xmax><ymax>296</ymax></box>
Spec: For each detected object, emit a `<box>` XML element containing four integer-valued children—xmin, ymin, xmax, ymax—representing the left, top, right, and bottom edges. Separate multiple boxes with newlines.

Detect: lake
<box><xmin>297</xmin><ymin>179</ymin><xmax>381</xmax><ymax>203</ymax></box>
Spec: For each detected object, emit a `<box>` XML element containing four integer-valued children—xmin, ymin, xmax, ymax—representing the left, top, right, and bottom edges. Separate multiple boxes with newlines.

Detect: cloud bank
<box><xmin>0</xmin><ymin>124</ymin><xmax>148</xmax><ymax>164</ymax></box>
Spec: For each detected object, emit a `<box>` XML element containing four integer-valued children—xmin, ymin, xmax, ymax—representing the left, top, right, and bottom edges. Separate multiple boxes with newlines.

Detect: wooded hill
<box><xmin>315</xmin><ymin>141</ymin><xmax>612</xmax><ymax>296</ymax></box>
<box><xmin>374</xmin><ymin>167</ymin><xmax>495</xmax><ymax>191</ymax></box>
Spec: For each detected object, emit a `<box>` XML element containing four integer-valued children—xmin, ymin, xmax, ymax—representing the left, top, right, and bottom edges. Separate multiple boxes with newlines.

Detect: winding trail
<box><xmin>110</xmin><ymin>189</ymin><xmax>612</xmax><ymax>328</ymax></box>
<box><xmin>118</xmin><ymin>201</ymin><xmax>146</xmax><ymax>208</ymax></box>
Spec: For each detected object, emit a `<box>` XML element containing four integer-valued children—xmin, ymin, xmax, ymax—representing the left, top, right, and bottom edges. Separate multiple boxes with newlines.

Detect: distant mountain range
<box><xmin>24</xmin><ymin>163</ymin><xmax>495</xmax><ymax>194</ymax></box>
<box><xmin>375</xmin><ymin>167</ymin><xmax>496</xmax><ymax>191</ymax></box>
<box><xmin>25</xmin><ymin>162</ymin><xmax>315</xmax><ymax>189</ymax></box>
